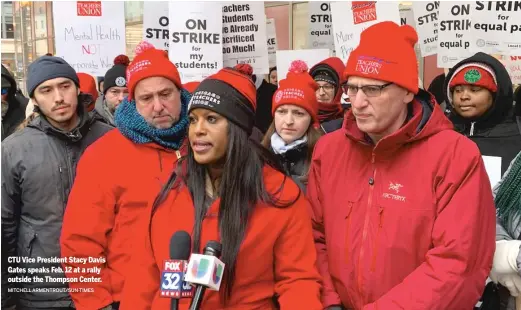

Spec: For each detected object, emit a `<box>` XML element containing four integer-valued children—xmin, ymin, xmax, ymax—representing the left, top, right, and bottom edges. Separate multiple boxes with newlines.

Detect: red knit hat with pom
<box><xmin>77</xmin><ymin>72</ymin><xmax>98</xmax><ymax>111</ymax></box>
<box><xmin>344</xmin><ymin>21</ymin><xmax>419</xmax><ymax>94</ymax></box>
<box><xmin>126</xmin><ymin>41</ymin><xmax>182</xmax><ymax>100</ymax></box>
<box><xmin>188</xmin><ymin>64</ymin><xmax>257</xmax><ymax>134</ymax></box>
<box><xmin>272</xmin><ymin>60</ymin><xmax>319</xmax><ymax>122</ymax></box>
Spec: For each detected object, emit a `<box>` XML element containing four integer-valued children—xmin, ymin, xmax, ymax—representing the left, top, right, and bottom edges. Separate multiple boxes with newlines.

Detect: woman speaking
<box><xmin>121</xmin><ymin>65</ymin><xmax>322</xmax><ymax>310</ymax></box>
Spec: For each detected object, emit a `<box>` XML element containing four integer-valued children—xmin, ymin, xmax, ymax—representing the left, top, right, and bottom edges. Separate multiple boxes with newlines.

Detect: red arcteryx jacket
<box><xmin>307</xmin><ymin>90</ymin><xmax>496</xmax><ymax>310</ymax></box>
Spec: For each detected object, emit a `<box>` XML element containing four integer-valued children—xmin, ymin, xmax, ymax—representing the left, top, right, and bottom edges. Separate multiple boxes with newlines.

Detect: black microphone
<box><xmin>161</xmin><ymin>231</ymin><xmax>192</xmax><ymax>310</ymax></box>
<box><xmin>188</xmin><ymin>240</ymin><xmax>223</xmax><ymax>310</ymax></box>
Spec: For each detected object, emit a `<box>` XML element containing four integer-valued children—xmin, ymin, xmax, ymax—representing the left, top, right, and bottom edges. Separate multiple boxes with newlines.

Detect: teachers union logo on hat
<box><xmin>115</xmin><ymin>77</ymin><xmax>126</xmax><ymax>87</ymax></box>
<box><xmin>274</xmin><ymin>90</ymin><xmax>283</xmax><ymax>103</ymax></box>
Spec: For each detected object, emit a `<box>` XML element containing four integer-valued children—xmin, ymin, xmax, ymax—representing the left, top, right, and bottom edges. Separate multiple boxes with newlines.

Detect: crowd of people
<box><xmin>2</xmin><ymin>21</ymin><xmax>521</xmax><ymax>310</ymax></box>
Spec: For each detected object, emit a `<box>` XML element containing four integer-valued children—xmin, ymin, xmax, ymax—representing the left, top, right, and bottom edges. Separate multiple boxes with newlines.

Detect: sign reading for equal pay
<box><xmin>53</xmin><ymin>1</ymin><xmax>126</xmax><ymax>76</ymax></box>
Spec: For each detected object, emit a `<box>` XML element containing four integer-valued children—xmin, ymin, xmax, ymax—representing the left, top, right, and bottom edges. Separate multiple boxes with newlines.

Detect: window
<box><xmin>1</xmin><ymin>1</ymin><xmax>14</xmax><ymax>39</ymax></box>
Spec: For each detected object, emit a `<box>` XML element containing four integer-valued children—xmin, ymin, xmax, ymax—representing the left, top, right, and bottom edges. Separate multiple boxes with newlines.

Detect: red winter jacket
<box><xmin>120</xmin><ymin>166</ymin><xmax>322</xmax><ymax>310</ymax></box>
<box><xmin>307</xmin><ymin>91</ymin><xmax>496</xmax><ymax>310</ymax></box>
<box><xmin>60</xmin><ymin>129</ymin><xmax>186</xmax><ymax>310</ymax></box>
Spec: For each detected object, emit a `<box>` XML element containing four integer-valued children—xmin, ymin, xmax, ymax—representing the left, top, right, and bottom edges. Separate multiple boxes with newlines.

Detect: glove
<box><xmin>490</xmin><ymin>272</ymin><xmax>521</xmax><ymax>296</ymax></box>
<box><xmin>492</xmin><ymin>240</ymin><xmax>521</xmax><ymax>274</ymax></box>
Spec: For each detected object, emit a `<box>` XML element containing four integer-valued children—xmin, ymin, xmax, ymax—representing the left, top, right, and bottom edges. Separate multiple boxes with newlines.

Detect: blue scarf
<box><xmin>114</xmin><ymin>89</ymin><xmax>190</xmax><ymax>149</ymax></box>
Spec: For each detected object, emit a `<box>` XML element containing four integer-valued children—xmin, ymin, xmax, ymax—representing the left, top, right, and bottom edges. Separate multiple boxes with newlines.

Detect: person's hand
<box><xmin>492</xmin><ymin>240</ymin><xmax>521</xmax><ymax>274</ymax></box>
<box><xmin>490</xmin><ymin>272</ymin><xmax>521</xmax><ymax>296</ymax></box>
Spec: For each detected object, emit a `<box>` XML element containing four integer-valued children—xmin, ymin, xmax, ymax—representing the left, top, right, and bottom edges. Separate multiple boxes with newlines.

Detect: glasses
<box><xmin>342</xmin><ymin>82</ymin><xmax>393</xmax><ymax>97</ymax></box>
<box><xmin>317</xmin><ymin>85</ymin><xmax>335</xmax><ymax>92</ymax></box>
<box><xmin>1</xmin><ymin>88</ymin><xmax>9</xmax><ymax>95</ymax></box>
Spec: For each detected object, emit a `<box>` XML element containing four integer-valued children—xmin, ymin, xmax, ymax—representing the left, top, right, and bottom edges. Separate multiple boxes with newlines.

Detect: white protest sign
<box><xmin>53</xmin><ymin>2</ymin><xmax>126</xmax><ymax>76</ymax></box>
<box><xmin>143</xmin><ymin>1</ymin><xmax>169</xmax><ymax>50</ymax></box>
<box><xmin>412</xmin><ymin>1</ymin><xmax>439</xmax><ymax>57</ymax></box>
<box><xmin>169</xmin><ymin>2</ymin><xmax>223</xmax><ymax>83</ymax></box>
<box><xmin>222</xmin><ymin>3</ymin><xmax>269</xmax><ymax>74</ymax></box>
<box><xmin>331</xmin><ymin>1</ymin><xmax>401</xmax><ymax>64</ymax></box>
<box><xmin>266</xmin><ymin>18</ymin><xmax>278</xmax><ymax>68</ymax></box>
<box><xmin>437</xmin><ymin>2</ymin><xmax>473</xmax><ymax>68</ymax></box>
<box><xmin>503</xmin><ymin>55</ymin><xmax>521</xmax><ymax>84</ymax></box>
<box><xmin>483</xmin><ymin>155</ymin><xmax>502</xmax><ymax>189</ymax></box>
<box><xmin>275</xmin><ymin>49</ymin><xmax>330</xmax><ymax>82</ymax></box>
<box><xmin>470</xmin><ymin>1</ymin><xmax>521</xmax><ymax>55</ymax></box>
<box><xmin>308</xmin><ymin>2</ymin><xmax>335</xmax><ymax>51</ymax></box>
<box><xmin>400</xmin><ymin>7</ymin><xmax>415</xmax><ymax>27</ymax></box>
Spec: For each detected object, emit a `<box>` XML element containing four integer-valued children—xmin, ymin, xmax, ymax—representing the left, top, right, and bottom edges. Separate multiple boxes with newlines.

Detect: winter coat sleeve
<box><xmin>274</xmin><ymin>194</ymin><xmax>323</xmax><ymax>309</ymax></box>
<box><xmin>363</xmin><ymin>140</ymin><xmax>496</xmax><ymax>310</ymax></box>
<box><xmin>1</xmin><ymin>143</ymin><xmax>20</xmax><ymax>308</ymax></box>
<box><xmin>306</xmin><ymin>144</ymin><xmax>343</xmax><ymax>308</ymax></box>
<box><xmin>60</xmin><ymin>148</ymin><xmax>115</xmax><ymax>310</ymax></box>
<box><xmin>119</xmin><ymin>219</ymin><xmax>160</xmax><ymax>310</ymax></box>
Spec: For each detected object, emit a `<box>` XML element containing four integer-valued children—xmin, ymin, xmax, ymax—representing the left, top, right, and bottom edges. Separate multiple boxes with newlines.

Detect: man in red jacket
<box><xmin>307</xmin><ymin>21</ymin><xmax>496</xmax><ymax>310</ymax></box>
<box><xmin>60</xmin><ymin>41</ymin><xmax>190</xmax><ymax>310</ymax></box>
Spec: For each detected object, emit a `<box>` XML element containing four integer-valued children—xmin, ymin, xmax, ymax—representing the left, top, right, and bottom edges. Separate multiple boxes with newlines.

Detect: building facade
<box><xmin>3</xmin><ymin>1</ymin><xmax>431</xmax><ymax>96</ymax></box>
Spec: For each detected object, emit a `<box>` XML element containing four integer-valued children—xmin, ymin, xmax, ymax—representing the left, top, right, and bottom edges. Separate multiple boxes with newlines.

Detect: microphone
<box><xmin>185</xmin><ymin>240</ymin><xmax>225</xmax><ymax>310</ymax></box>
<box><xmin>160</xmin><ymin>230</ymin><xmax>193</xmax><ymax>310</ymax></box>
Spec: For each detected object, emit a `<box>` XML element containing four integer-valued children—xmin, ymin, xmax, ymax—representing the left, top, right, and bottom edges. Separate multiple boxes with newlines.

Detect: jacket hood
<box><xmin>444</xmin><ymin>52</ymin><xmax>514</xmax><ymax>127</ymax></box>
<box><xmin>310</xmin><ymin>57</ymin><xmax>346</xmax><ymax>105</ymax></box>
<box><xmin>28</xmin><ymin>93</ymin><xmax>94</xmax><ymax>141</ymax></box>
<box><xmin>1</xmin><ymin>65</ymin><xmax>17</xmax><ymax>97</ymax></box>
<box><xmin>343</xmin><ymin>89</ymin><xmax>453</xmax><ymax>155</ymax></box>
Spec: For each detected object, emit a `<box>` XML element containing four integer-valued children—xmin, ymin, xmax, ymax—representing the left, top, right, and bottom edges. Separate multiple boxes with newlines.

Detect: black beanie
<box><xmin>103</xmin><ymin>55</ymin><xmax>129</xmax><ymax>95</ymax></box>
<box><xmin>27</xmin><ymin>56</ymin><xmax>79</xmax><ymax>97</ymax></box>
<box><xmin>310</xmin><ymin>64</ymin><xmax>339</xmax><ymax>87</ymax></box>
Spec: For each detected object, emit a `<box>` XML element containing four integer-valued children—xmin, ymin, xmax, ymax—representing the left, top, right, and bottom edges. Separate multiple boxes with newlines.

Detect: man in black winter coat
<box><xmin>253</xmin><ymin>74</ymin><xmax>277</xmax><ymax>134</ymax></box>
<box><xmin>444</xmin><ymin>52</ymin><xmax>521</xmax><ymax>175</ymax></box>
<box><xmin>1</xmin><ymin>65</ymin><xmax>28</xmax><ymax>140</ymax></box>
<box><xmin>1</xmin><ymin>56</ymin><xmax>112</xmax><ymax>310</ymax></box>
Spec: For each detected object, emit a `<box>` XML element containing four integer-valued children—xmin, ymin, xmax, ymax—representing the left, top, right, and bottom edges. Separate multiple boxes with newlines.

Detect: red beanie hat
<box><xmin>344</xmin><ymin>21</ymin><xmax>419</xmax><ymax>94</ymax></box>
<box><xmin>188</xmin><ymin>64</ymin><xmax>257</xmax><ymax>134</ymax></box>
<box><xmin>183</xmin><ymin>81</ymin><xmax>200</xmax><ymax>93</ymax></box>
<box><xmin>77</xmin><ymin>72</ymin><xmax>98</xmax><ymax>111</ymax></box>
<box><xmin>272</xmin><ymin>60</ymin><xmax>319</xmax><ymax>122</ymax></box>
<box><xmin>448</xmin><ymin>64</ymin><xmax>497</xmax><ymax>93</ymax></box>
<box><xmin>126</xmin><ymin>41</ymin><xmax>182</xmax><ymax>100</ymax></box>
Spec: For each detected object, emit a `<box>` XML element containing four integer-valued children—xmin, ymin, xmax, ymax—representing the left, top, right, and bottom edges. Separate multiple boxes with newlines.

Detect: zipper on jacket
<box><xmin>344</xmin><ymin>202</ymin><xmax>354</xmax><ymax>266</ymax></box>
<box><xmin>470</xmin><ymin>122</ymin><xmax>475</xmax><ymax>136</ymax></box>
<box><xmin>357</xmin><ymin>153</ymin><xmax>377</xmax><ymax>302</ymax></box>
<box><xmin>371</xmin><ymin>206</ymin><xmax>384</xmax><ymax>272</ymax></box>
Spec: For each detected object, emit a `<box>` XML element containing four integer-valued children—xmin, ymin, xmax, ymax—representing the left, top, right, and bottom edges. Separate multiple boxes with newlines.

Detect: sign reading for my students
<box><xmin>53</xmin><ymin>1</ymin><xmax>126</xmax><ymax>76</ymax></box>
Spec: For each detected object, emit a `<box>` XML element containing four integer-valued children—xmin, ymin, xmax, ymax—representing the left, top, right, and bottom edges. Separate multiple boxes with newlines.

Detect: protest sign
<box><xmin>143</xmin><ymin>1</ymin><xmax>169</xmax><ymax>49</ymax></box>
<box><xmin>400</xmin><ymin>7</ymin><xmax>415</xmax><ymax>27</ymax></box>
<box><xmin>266</xmin><ymin>18</ymin><xmax>278</xmax><ymax>68</ymax></box>
<box><xmin>222</xmin><ymin>2</ymin><xmax>269</xmax><ymax>74</ymax></box>
<box><xmin>169</xmin><ymin>2</ymin><xmax>223</xmax><ymax>83</ymax></box>
<box><xmin>308</xmin><ymin>2</ymin><xmax>335</xmax><ymax>51</ymax></box>
<box><xmin>331</xmin><ymin>1</ymin><xmax>400</xmax><ymax>63</ymax></box>
<box><xmin>503</xmin><ymin>55</ymin><xmax>521</xmax><ymax>84</ymax></box>
<box><xmin>412</xmin><ymin>1</ymin><xmax>439</xmax><ymax>57</ymax></box>
<box><xmin>470</xmin><ymin>1</ymin><xmax>521</xmax><ymax>55</ymax></box>
<box><xmin>275</xmin><ymin>49</ymin><xmax>330</xmax><ymax>83</ymax></box>
<box><xmin>53</xmin><ymin>1</ymin><xmax>126</xmax><ymax>76</ymax></box>
<box><xmin>437</xmin><ymin>2</ymin><xmax>473</xmax><ymax>68</ymax></box>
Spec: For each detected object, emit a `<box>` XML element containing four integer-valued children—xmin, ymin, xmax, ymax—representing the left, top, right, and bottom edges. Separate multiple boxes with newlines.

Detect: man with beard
<box><xmin>1</xmin><ymin>56</ymin><xmax>112</xmax><ymax>309</ymax></box>
<box><xmin>94</xmin><ymin>55</ymin><xmax>129</xmax><ymax>126</ymax></box>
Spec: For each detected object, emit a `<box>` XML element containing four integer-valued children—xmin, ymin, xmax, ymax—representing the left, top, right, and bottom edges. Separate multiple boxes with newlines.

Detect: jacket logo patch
<box><xmin>388</xmin><ymin>182</ymin><xmax>403</xmax><ymax>193</ymax></box>
<box><xmin>383</xmin><ymin>182</ymin><xmax>406</xmax><ymax>202</ymax></box>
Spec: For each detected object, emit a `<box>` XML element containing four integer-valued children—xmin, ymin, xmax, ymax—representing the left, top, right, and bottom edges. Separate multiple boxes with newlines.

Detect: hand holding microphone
<box><xmin>160</xmin><ymin>231</ymin><xmax>193</xmax><ymax>310</ymax></box>
<box><xmin>185</xmin><ymin>240</ymin><xmax>225</xmax><ymax>310</ymax></box>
